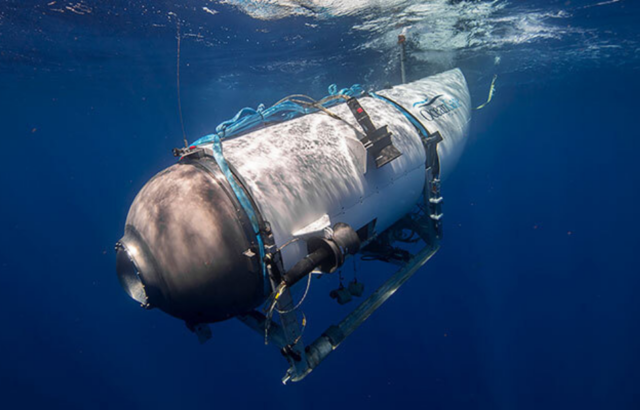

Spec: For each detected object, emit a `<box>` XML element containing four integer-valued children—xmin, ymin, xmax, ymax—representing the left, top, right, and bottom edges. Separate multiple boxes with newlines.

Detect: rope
<box><xmin>292</xmin><ymin>312</ymin><xmax>307</xmax><ymax>346</ymax></box>
<box><xmin>262</xmin><ymin>274</ymin><xmax>312</xmax><ymax>345</ymax></box>
<box><xmin>176</xmin><ymin>17</ymin><xmax>188</xmax><ymax>148</ymax></box>
<box><xmin>276</xmin><ymin>237</ymin><xmax>301</xmax><ymax>253</ymax></box>
<box><xmin>276</xmin><ymin>272</ymin><xmax>313</xmax><ymax>315</ymax></box>
<box><xmin>291</xmin><ymin>99</ymin><xmax>364</xmax><ymax>137</ymax></box>
<box><xmin>273</xmin><ymin>94</ymin><xmax>317</xmax><ymax>106</ymax></box>
<box><xmin>189</xmin><ymin>83</ymin><xmax>365</xmax><ymax>147</ymax></box>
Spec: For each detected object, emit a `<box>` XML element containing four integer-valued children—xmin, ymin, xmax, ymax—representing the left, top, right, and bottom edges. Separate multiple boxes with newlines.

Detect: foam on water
<box><xmin>0</xmin><ymin>0</ymin><xmax>635</xmax><ymax>81</ymax></box>
<box><xmin>220</xmin><ymin>0</ymin><xmax>634</xmax><ymax>74</ymax></box>
<box><xmin>219</xmin><ymin>0</ymin><xmax>411</xmax><ymax>20</ymax></box>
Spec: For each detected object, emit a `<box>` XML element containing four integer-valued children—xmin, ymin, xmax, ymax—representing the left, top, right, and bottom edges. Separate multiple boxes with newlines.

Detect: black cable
<box><xmin>176</xmin><ymin>18</ymin><xmax>188</xmax><ymax>148</ymax></box>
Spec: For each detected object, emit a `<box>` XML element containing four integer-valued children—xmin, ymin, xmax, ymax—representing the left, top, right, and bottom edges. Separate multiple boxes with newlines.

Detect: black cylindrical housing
<box><xmin>282</xmin><ymin>247</ymin><xmax>332</xmax><ymax>287</ymax></box>
<box><xmin>283</xmin><ymin>223</ymin><xmax>361</xmax><ymax>288</ymax></box>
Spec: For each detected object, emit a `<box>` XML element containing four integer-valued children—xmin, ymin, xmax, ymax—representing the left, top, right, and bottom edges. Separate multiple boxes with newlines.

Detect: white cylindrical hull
<box><xmin>205</xmin><ymin>69</ymin><xmax>471</xmax><ymax>269</ymax></box>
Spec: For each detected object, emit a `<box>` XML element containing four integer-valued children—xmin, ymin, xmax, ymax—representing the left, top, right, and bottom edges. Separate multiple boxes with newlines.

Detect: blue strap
<box><xmin>206</xmin><ymin>133</ymin><xmax>270</xmax><ymax>295</ymax></box>
<box><xmin>369</xmin><ymin>92</ymin><xmax>430</xmax><ymax>139</ymax></box>
<box><xmin>190</xmin><ymin>84</ymin><xmax>365</xmax><ymax>147</ymax></box>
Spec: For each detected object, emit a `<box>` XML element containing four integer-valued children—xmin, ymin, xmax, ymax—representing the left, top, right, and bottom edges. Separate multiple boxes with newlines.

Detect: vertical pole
<box><xmin>398</xmin><ymin>33</ymin><xmax>407</xmax><ymax>84</ymax></box>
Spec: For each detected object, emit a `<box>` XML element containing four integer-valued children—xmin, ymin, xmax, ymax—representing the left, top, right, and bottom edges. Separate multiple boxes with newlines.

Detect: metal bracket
<box><xmin>425</xmin><ymin>170</ymin><xmax>443</xmax><ymax>238</ymax></box>
<box><xmin>294</xmin><ymin>241</ymin><xmax>439</xmax><ymax>382</ymax></box>
<box><xmin>423</xmin><ymin>130</ymin><xmax>444</xmax><ymax>239</ymax></box>
<box><xmin>346</xmin><ymin>97</ymin><xmax>402</xmax><ymax>168</ymax></box>
<box><xmin>238</xmin><ymin>216</ymin><xmax>440</xmax><ymax>383</ymax></box>
<box><xmin>264</xmin><ymin>250</ymin><xmax>309</xmax><ymax>381</ymax></box>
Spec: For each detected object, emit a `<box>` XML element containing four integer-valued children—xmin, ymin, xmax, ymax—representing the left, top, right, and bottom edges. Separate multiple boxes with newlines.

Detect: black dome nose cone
<box><xmin>117</xmin><ymin>158</ymin><xmax>267</xmax><ymax>323</ymax></box>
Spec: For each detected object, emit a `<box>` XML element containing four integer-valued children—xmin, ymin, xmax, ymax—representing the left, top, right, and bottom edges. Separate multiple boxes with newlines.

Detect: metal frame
<box><xmin>237</xmin><ymin>202</ymin><xmax>441</xmax><ymax>383</ymax></box>
<box><xmin>231</xmin><ymin>112</ymin><xmax>445</xmax><ymax>382</ymax></box>
<box><xmin>288</xmin><ymin>242</ymin><xmax>439</xmax><ymax>383</ymax></box>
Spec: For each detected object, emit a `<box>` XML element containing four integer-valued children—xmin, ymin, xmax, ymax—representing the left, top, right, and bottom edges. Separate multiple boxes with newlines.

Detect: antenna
<box><xmin>176</xmin><ymin>17</ymin><xmax>188</xmax><ymax>148</ymax></box>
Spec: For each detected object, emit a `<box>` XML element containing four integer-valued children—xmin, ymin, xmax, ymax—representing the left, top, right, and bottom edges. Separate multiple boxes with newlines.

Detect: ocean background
<box><xmin>1</xmin><ymin>0</ymin><xmax>639</xmax><ymax>408</ymax></box>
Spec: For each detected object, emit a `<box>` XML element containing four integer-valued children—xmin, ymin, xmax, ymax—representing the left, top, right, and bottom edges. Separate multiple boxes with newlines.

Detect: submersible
<box><xmin>116</xmin><ymin>69</ymin><xmax>471</xmax><ymax>382</ymax></box>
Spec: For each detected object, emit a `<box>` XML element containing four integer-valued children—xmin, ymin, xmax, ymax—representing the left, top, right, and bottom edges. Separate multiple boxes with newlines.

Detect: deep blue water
<box><xmin>1</xmin><ymin>1</ymin><xmax>639</xmax><ymax>409</ymax></box>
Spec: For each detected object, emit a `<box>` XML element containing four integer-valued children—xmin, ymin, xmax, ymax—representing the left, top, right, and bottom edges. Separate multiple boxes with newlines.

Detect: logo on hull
<box><xmin>413</xmin><ymin>95</ymin><xmax>461</xmax><ymax>121</ymax></box>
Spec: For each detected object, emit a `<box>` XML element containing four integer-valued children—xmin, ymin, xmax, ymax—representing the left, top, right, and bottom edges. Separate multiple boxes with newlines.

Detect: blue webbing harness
<box><xmin>369</xmin><ymin>92</ymin><xmax>431</xmax><ymax>139</ymax></box>
<box><xmin>204</xmin><ymin>133</ymin><xmax>270</xmax><ymax>294</ymax></box>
